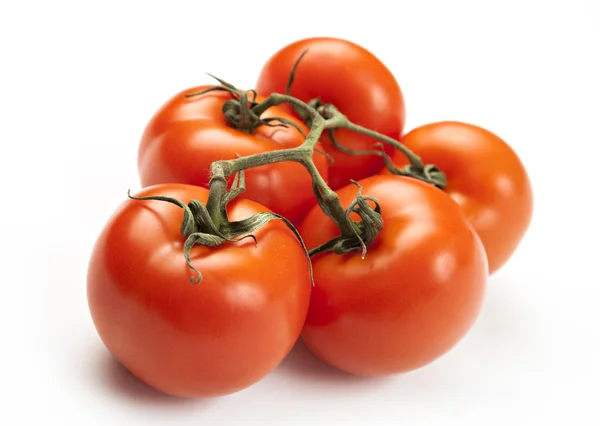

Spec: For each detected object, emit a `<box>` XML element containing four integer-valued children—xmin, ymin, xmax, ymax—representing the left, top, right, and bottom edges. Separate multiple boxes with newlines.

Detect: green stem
<box><xmin>316</xmin><ymin>104</ymin><xmax>446</xmax><ymax>189</ymax></box>
<box><xmin>205</xmin><ymin>174</ymin><xmax>228</xmax><ymax>229</ymax></box>
<box><xmin>344</xmin><ymin>122</ymin><xmax>423</xmax><ymax>169</ymax></box>
<box><xmin>206</xmin><ymin>93</ymin><xmax>356</xmax><ymax>238</ymax></box>
<box><xmin>251</xmin><ymin>93</ymin><xmax>321</xmax><ymax>123</ymax></box>
<box><xmin>319</xmin><ymin>104</ymin><xmax>424</xmax><ymax>170</ymax></box>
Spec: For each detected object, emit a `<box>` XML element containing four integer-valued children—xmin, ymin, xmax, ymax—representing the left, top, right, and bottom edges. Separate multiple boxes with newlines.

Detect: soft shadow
<box><xmin>276</xmin><ymin>339</ymin><xmax>392</xmax><ymax>388</ymax></box>
<box><xmin>98</xmin><ymin>353</ymin><xmax>218</xmax><ymax>407</ymax></box>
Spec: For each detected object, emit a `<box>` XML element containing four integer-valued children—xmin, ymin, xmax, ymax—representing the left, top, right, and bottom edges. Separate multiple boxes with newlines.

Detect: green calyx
<box><xmin>309</xmin><ymin>180</ymin><xmax>384</xmax><ymax>258</ymax></box>
<box><xmin>393</xmin><ymin>164</ymin><xmax>447</xmax><ymax>189</ymax></box>
<box><xmin>128</xmin><ymin>171</ymin><xmax>313</xmax><ymax>285</ymax></box>
<box><xmin>185</xmin><ymin>74</ymin><xmax>307</xmax><ymax>137</ymax></box>
<box><xmin>377</xmin><ymin>143</ymin><xmax>447</xmax><ymax>190</ymax></box>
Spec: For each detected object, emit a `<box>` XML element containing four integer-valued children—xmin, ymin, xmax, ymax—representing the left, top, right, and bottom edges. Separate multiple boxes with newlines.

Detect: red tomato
<box><xmin>255</xmin><ymin>37</ymin><xmax>405</xmax><ymax>190</ymax></box>
<box><xmin>299</xmin><ymin>176</ymin><xmax>487</xmax><ymax>376</ymax></box>
<box><xmin>138</xmin><ymin>87</ymin><xmax>329</xmax><ymax>225</ymax></box>
<box><xmin>87</xmin><ymin>183</ymin><xmax>312</xmax><ymax>398</ymax></box>
<box><xmin>382</xmin><ymin>121</ymin><xmax>533</xmax><ymax>274</ymax></box>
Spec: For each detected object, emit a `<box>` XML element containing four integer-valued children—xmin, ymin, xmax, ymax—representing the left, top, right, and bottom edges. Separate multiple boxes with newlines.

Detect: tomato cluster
<box><xmin>87</xmin><ymin>37</ymin><xmax>533</xmax><ymax>398</ymax></box>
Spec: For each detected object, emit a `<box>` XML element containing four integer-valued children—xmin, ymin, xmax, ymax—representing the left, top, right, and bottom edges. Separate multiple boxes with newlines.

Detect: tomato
<box><xmin>255</xmin><ymin>37</ymin><xmax>405</xmax><ymax>190</ymax></box>
<box><xmin>138</xmin><ymin>86</ymin><xmax>329</xmax><ymax>225</ymax></box>
<box><xmin>298</xmin><ymin>176</ymin><xmax>487</xmax><ymax>376</ymax></box>
<box><xmin>382</xmin><ymin>121</ymin><xmax>533</xmax><ymax>274</ymax></box>
<box><xmin>87</xmin><ymin>183</ymin><xmax>312</xmax><ymax>398</ymax></box>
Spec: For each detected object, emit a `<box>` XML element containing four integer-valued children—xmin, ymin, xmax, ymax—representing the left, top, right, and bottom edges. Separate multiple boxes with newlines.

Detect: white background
<box><xmin>2</xmin><ymin>0</ymin><xmax>599</xmax><ymax>424</ymax></box>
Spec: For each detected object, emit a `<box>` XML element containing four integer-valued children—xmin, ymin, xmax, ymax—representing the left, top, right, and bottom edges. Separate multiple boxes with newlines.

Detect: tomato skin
<box><xmin>299</xmin><ymin>176</ymin><xmax>487</xmax><ymax>376</ymax></box>
<box><xmin>255</xmin><ymin>37</ymin><xmax>405</xmax><ymax>190</ymax></box>
<box><xmin>87</xmin><ymin>183</ymin><xmax>312</xmax><ymax>398</ymax></box>
<box><xmin>382</xmin><ymin>121</ymin><xmax>533</xmax><ymax>274</ymax></box>
<box><xmin>138</xmin><ymin>87</ymin><xmax>329</xmax><ymax>225</ymax></box>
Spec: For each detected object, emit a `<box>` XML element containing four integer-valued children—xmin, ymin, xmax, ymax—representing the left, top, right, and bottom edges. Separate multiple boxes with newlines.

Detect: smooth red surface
<box><xmin>87</xmin><ymin>184</ymin><xmax>312</xmax><ymax>398</ymax></box>
<box><xmin>255</xmin><ymin>37</ymin><xmax>405</xmax><ymax>189</ymax></box>
<box><xmin>382</xmin><ymin>121</ymin><xmax>533</xmax><ymax>274</ymax></box>
<box><xmin>299</xmin><ymin>176</ymin><xmax>488</xmax><ymax>376</ymax></box>
<box><xmin>138</xmin><ymin>87</ymin><xmax>329</xmax><ymax>225</ymax></box>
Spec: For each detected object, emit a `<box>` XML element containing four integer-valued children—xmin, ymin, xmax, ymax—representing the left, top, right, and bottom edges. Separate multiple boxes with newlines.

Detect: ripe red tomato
<box><xmin>87</xmin><ymin>183</ymin><xmax>312</xmax><ymax>398</ymax></box>
<box><xmin>298</xmin><ymin>176</ymin><xmax>487</xmax><ymax>376</ymax></box>
<box><xmin>255</xmin><ymin>37</ymin><xmax>405</xmax><ymax>190</ymax></box>
<box><xmin>382</xmin><ymin>121</ymin><xmax>533</xmax><ymax>274</ymax></box>
<box><xmin>138</xmin><ymin>86</ymin><xmax>329</xmax><ymax>225</ymax></box>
